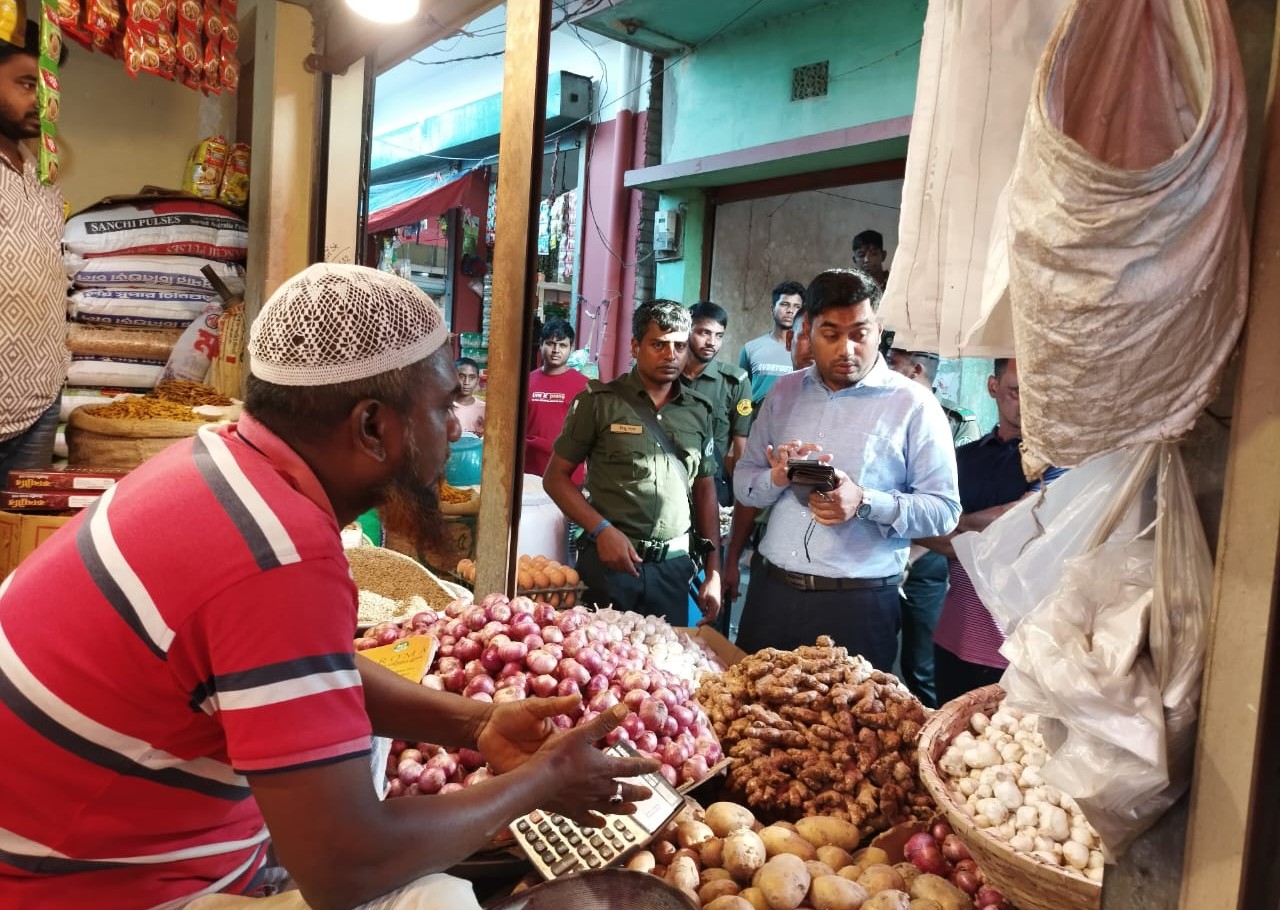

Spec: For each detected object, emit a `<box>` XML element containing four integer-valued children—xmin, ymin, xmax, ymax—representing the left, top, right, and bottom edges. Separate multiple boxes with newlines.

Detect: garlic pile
<box><xmin>589</xmin><ymin>607</ymin><xmax>723</xmax><ymax>681</ymax></box>
<box><xmin>938</xmin><ymin>706</ymin><xmax>1104</xmax><ymax>883</ymax></box>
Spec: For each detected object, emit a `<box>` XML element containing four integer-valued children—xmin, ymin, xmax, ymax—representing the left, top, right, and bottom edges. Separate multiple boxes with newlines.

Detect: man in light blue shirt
<box><xmin>733</xmin><ymin>269</ymin><xmax>960</xmax><ymax>669</ymax></box>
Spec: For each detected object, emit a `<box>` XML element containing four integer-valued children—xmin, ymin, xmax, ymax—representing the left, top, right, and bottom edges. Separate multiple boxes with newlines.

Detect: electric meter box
<box><xmin>654</xmin><ymin>209</ymin><xmax>681</xmax><ymax>256</ymax></box>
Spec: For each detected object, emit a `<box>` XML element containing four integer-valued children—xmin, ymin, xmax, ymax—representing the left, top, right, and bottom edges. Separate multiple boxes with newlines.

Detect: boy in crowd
<box><xmin>452</xmin><ymin>357</ymin><xmax>485</xmax><ymax>435</ymax></box>
<box><xmin>852</xmin><ymin>229</ymin><xmax>890</xmax><ymax>289</ymax></box>
<box><xmin>739</xmin><ymin>280</ymin><xmax>806</xmax><ymax>408</ymax></box>
<box><xmin>525</xmin><ymin>319</ymin><xmax>588</xmax><ymax>482</ymax></box>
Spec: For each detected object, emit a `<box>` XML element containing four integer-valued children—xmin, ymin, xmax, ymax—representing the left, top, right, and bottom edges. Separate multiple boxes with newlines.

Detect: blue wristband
<box><xmin>588</xmin><ymin>519</ymin><xmax>612</xmax><ymax>541</ymax></box>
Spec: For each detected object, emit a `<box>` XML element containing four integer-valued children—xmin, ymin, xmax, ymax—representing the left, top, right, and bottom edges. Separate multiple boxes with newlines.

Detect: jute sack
<box><xmin>66</xmin><ymin>408</ymin><xmax>204</xmax><ymax>470</ymax></box>
<box><xmin>1006</xmin><ymin>0</ymin><xmax>1247</xmax><ymax>476</ymax></box>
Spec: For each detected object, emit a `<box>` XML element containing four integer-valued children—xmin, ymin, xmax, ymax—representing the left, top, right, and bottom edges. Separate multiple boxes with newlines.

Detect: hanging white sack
<box><xmin>879</xmin><ymin>0</ymin><xmax>1069</xmax><ymax>356</ymax></box>
<box><xmin>1007</xmin><ymin>0</ymin><xmax>1247</xmax><ymax>477</ymax></box>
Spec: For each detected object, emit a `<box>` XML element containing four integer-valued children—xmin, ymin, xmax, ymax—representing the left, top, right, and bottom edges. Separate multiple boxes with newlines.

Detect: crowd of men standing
<box><xmin>479</xmin><ymin>229</ymin><xmax>1062</xmax><ymax>710</ymax></box>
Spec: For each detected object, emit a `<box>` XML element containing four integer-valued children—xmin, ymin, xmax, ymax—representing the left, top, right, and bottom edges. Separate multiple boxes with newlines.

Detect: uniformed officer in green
<box><xmin>888</xmin><ymin>348</ymin><xmax>979</xmax><ymax>446</ymax></box>
<box><xmin>886</xmin><ymin>345</ymin><xmax>974</xmax><ymax>706</ymax></box>
<box><xmin>544</xmin><ymin>299</ymin><xmax>723</xmax><ymax>627</ymax></box>
<box><xmin>680</xmin><ymin>300</ymin><xmax>753</xmax><ymax>507</ymax></box>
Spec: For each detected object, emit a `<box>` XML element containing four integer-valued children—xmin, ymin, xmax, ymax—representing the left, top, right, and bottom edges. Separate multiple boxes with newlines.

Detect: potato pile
<box><xmin>633</xmin><ymin>800</ymin><xmax>976</xmax><ymax>910</ymax></box>
<box><xmin>697</xmin><ymin>637</ymin><xmax>933</xmax><ymax>837</ymax></box>
<box><xmin>454</xmin><ymin>554</ymin><xmax>581</xmax><ymax>606</ymax></box>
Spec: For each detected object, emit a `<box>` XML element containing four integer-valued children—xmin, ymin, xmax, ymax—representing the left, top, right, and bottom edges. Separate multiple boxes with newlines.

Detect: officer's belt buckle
<box><xmin>639</xmin><ymin>541</ymin><xmax>668</xmax><ymax>562</ymax></box>
<box><xmin>635</xmin><ymin>535</ymin><xmax>688</xmax><ymax>562</ymax></box>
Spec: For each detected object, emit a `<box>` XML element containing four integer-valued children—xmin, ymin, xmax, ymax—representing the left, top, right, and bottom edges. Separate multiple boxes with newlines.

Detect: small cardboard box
<box><xmin>6</xmin><ymin>467</ymin><xmax>128</xmax><ymax>491</ymax></box>
<box><xmin>1</xmin><ymin>490</ymin><xmax>104</xmax><ymax>511</ymax></box>
<box><xmin>677</xmin><ymin>625</ymin><xmax>748</xmax><ymax>668</ymax></box>
<box><xmin>356</xmin><ymin>634</ymin><xmax>438</xmax><ymax>683</ymax></box>
<box><xmin>0</xmin><ymin>511</ymin><xmax>76</xmax><ymax>577</ymax></box>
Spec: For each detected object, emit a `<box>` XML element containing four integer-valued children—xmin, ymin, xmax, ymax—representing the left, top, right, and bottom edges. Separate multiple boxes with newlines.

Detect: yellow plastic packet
<box><xmin>217</xmin><ymin>141</ymin><xmax>248</xmax><ymax>207</ymax></box>
<box><xmin>182</xmin><ymin>134</ymin><xmax>228</xmax><ymax>199</ymax></box>
<box><xmin>0</xmin><ymin>0</ymin><xmax>26</xmax><ymax>46</ymax></box>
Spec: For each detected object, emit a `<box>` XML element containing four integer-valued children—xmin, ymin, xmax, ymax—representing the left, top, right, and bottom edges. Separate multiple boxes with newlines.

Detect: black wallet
<box><xmin>786</xmin><ymin>458</ymin><xmax>837</xmax><ymax>504</ymax></box>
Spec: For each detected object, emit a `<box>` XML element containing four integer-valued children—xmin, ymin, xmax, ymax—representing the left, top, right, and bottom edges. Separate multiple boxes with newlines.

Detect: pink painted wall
<box><xmin>576</xmin><ymin>111</ymin><xmax>647</xmax><ymax>381</ymax></box>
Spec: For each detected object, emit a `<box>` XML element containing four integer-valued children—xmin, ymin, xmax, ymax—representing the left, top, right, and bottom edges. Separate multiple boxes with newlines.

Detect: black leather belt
<box><xmin>765</xmin><ymin>560</ymin><xmax>901</xmax><ymax>592</ymax></box>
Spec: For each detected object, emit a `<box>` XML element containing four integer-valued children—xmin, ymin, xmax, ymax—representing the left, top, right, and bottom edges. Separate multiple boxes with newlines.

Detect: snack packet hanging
<box><xmin>122</xmin><ymin>18</ymin><xmax>162</xmax><ymax>77</ymax></box>
<box><xmin>155</xmin><ymin>20</ymin><xmax>175</xmax><ymax>78</ymax></box>
<box><xmin>41</xmin><ymin>2</ymin><xmax>63</xmax><ymax>60</ymax></box>
<box><xmin>200</xmin><ymin>0</ymin><xmax>219</xmax><ymax>93</ymax></box>
<box><xmin>57</xmin><ymin>0</ymin><xmax>94</xmax><ymax>49</ymax></box>
<box><xmin>175</xmin><ymin>0</ymin><xmax>199</xmax><ymax>79</ymax></box>
<box><xmin>37</xmin><ymin>0</ymin><xmax>61</xmax><ymax>185</ymax></box>
<box><xmin>217</xmin><ymin>0</ymin><xmax>236</xmax><ymax>93</ymax></box>
<box><xmin>86</xmin><ymin>0</ymin><xmax>121</xmax><ymax>55</ymax></box>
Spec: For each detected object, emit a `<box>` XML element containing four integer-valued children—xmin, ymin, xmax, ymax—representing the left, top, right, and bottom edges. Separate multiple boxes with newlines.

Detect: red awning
<box><xmin>366</xmin><ymin>169</ymin><xmax>484</xmax><ymax>234</ymax></box>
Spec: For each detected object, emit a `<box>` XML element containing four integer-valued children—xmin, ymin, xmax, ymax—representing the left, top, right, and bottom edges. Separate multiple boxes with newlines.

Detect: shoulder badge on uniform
<box><xmin>736</xmin><ymin>398</ymin><xmax>753</xmax><ymax>417</ymax></box>
<box><xmin>939</xmin><ymin>397</ymin><xmax>974</xmax><ymax>419</ymax></box>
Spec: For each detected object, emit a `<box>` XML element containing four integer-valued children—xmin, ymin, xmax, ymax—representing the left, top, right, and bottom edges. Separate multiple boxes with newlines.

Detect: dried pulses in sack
<box><xmin>66</xmin><ymin>323</ymin><xmax>183</xmax><ymax>361</ymax></box>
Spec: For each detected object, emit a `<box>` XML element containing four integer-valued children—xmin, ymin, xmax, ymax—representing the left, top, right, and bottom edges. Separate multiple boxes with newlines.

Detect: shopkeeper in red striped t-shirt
<box><xmin>0</xmin><ymin>264</ymin><xmax>656</xmax><ymax>910</ymax></box>
<box><xmin>918</xmin><ymin>358</ymin><xmax>1066</xmax><ymax>706</ymax></box>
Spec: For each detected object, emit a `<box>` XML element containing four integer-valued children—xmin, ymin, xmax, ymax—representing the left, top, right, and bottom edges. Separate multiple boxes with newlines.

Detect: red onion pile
<box><xmin>385</xmin><ymin>741</ymin><xmax>492</xmax><ymax>799</ymax></box>
<box><xmin>356</xmin><ymin>594</ymin><xmax>723</xmax><ymax>788</ymax></box>
<box><xmin>903</xmin><ymin>821</ymin><xmax>1011</xmax><ymax>909</ymax></box>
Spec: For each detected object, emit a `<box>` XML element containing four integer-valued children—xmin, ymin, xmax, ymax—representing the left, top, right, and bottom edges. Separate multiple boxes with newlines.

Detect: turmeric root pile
<box><xmin>696</xmin><ymin>636</ymin><xmax>934</xmax><ymax>838</ymax></box>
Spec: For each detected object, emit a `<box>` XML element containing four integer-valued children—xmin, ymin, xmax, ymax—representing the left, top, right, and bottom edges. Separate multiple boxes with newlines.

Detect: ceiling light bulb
<box><xmin>345</xmin><ymin>0</ymin><xmax>419</xmax><ymax>24</ymax></box>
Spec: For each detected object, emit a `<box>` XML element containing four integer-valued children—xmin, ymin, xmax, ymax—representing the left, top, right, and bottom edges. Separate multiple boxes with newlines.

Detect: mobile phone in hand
<box><xmin>786</xmin><ymin>459</ymin><xmax>837</xmax><ymax>503</ymax></box>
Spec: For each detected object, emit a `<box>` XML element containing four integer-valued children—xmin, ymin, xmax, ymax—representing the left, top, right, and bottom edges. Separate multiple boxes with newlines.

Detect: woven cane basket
<box><xmin>917</xmin><ymin>684</ymin><xmax>1102</xmax><ymax>910</ymax></box>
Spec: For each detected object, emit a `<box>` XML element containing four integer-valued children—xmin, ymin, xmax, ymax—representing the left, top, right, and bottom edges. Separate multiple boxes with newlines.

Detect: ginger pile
<box><xmin>696</xmin><ymin>636</ymin><xmax>934</xmax><ymax>837</ymax></box>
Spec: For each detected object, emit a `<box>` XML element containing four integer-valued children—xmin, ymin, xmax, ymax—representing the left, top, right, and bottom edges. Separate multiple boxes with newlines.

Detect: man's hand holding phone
<box><xmin>765</xmin><ymin>439</ymin><xmax>827</xmax><ymax>488</ymax></box>
<box><xmin>808</xmin><ymin>467</ymin><xmax>865</xmax><ymax>526</ymax></box>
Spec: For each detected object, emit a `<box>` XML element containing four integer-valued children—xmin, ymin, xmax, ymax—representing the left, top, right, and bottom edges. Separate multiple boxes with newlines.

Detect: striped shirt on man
<box><xmin>0</xmin><ymin>415</ymin><xmax>372</xmax><ymax>909</ymax></box>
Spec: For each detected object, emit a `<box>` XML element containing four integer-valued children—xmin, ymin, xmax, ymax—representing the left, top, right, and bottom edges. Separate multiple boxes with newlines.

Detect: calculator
<box><xmin>510</xmin><ymin>741</ymin><xmax>685</xmax><ymax>880</ymax></box>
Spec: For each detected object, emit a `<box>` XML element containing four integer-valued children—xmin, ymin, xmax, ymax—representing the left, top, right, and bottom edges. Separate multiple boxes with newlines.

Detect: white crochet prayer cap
<box><xmin>249</xmin><ymin>263</ymin><xmax>449</xmax><ymax>386</ymax></box>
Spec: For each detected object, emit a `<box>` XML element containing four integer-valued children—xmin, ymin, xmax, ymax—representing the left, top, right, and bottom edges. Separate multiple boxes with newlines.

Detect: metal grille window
<box><xmin>791</xmin><ymin>61</ymin><xmax>829</xmax><ymax>101</ymax></box>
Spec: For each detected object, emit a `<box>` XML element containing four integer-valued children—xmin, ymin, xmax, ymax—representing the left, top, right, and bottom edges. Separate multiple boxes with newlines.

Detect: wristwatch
<box><xmin>855</xmin><ymin>496</ymin><xmax>873</xmax><ymax>520</ymax></box>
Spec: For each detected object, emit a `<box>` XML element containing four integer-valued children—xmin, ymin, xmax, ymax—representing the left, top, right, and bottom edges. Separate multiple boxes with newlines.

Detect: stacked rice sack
<box><xmin>61</xmin><ymin>195</ymin><xmax>246</xmax><ymax>424</ymax></box>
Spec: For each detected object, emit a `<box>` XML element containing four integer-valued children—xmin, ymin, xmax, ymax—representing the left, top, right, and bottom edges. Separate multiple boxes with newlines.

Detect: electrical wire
<box><xmin>827</xmin><ymin>38</ymin><xmax>923</xmax><ymax>81</ymax></box>
<box><xmin>405</xmin><ymin>0</ymin><xmax>611</xmax><ymax>66</ymax></box>
<box><xmin>572</xmin><ymin>0</ymin><xmax>779</xmax><ymax>270</ymax></box>
<box><xmin>386</xmin><ymin>0</ymin><xmax>922</xmax><ymax>272</ymax></box>
<box><xmin>815</xmin><ymin>190</ymin><xmax>902</xmax><ymax>211</ymax></box>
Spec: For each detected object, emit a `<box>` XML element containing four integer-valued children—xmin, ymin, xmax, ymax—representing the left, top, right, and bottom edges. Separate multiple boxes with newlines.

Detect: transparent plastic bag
<box><xmin>952</xmin><ymin>443</ymin><xmax>1156</xmax><ymax>635</ymax></box>
<box><xmin>957</xmin><ymin>443</ymin><xmax>1212</xmax><ymax>856</ymax></box>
